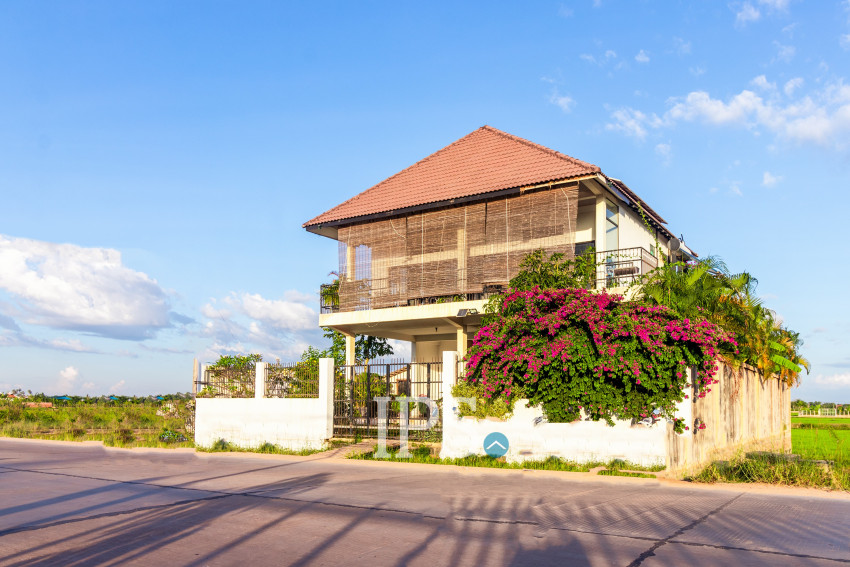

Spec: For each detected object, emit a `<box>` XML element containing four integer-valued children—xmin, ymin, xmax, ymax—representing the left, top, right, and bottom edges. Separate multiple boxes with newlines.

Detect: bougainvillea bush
<box><xmin>459</xmin><ymin>287</ymin><xmax>737</xmax><ymax>433</ymax></box>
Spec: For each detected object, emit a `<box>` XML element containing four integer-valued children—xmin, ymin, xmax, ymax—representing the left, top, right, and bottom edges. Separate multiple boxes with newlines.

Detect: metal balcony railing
<box><xmin>594</xmin><ymin>247</ymin><xmax>658</xmax><ymax>288</ymax></box>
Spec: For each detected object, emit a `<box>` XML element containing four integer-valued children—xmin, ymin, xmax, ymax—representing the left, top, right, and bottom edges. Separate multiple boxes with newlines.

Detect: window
<box><xmin>605</xmin><ymin>201</ymin><xmax>619</xmax><ymax>252</ymax></box>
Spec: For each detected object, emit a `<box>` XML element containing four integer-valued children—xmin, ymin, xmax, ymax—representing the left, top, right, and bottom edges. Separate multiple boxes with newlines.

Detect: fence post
<box><xmin>439</xmin><ymin>351</ymin><xmax>458</xmax><ymax>460</ymax></box>
<box><xmin>200</xmin><ymin>364</ymin><xmax>208</xmax><ymax>393</ymax></box>
<box><xmin>319</xmin><ymin>358</ymin><xmax>334</xmax><ymax>439</ymax></box>
<box><xmin>255</xmin><ymin>362</ymin><xmax>267</xmax><ymax>400</ymax></box>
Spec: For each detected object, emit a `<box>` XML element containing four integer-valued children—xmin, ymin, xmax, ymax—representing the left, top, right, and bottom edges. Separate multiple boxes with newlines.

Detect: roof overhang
<box><xmin>303</xmin><ymin>175</ymin><xmax>598</xmax><ymax>240</ymax></box>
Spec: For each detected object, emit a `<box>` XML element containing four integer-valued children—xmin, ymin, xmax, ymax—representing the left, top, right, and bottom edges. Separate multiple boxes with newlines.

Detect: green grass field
<box><xmin>792</xmin><ymin>428</ymin><xmax>850</xmax><ymax>462</ymax></box>
<box><xmin>692</xmin><ymin>415</ymin><xmax>850</xmax><ymax>490</ymax></box>
<box><xmin>792</xmin><ymin>417</ymin><xmax>850</xmax><ymax>427</ymax></box>
<box><xmin>0</xmin><ymin>400</ymin><xmax>194</xmax><ymax>448</ymax></box>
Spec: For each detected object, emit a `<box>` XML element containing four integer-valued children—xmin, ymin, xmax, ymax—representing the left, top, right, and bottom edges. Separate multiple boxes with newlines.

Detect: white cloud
<box><xmin>729</xmin><ymin>183</ymin><xmax>743</xmax><ymax>196</ymax></box>
<box><xmin>108</xmin><ymin>379</ymin><xmax>126</xmax><ymax>395</ymax></box>
<box><xmin>841</xmin><ymin>34</ymin><xmax>850</xmax><ymax>51</ymax></box>
<box><xmin>784</xmin><ymin>77</ymin><xmax>804</xmax><ymax>96</ymax></box>
<box><xmin>605</xmin><ymin>78</ymin><xmax>850</xmax><ymax>150</ymax></box>
<box><xmin>673</xmin><ymin>37</ymin><xmax>691</xmax><ymax>55</ymax></box>
<box><xmin>690</xmin><ymin>66</ymin><xmax>706</xmax><ymax>77</ymax></box>
<box><xmin>229</xmin><ymin>292</ymin><xmax>316</xmax><ymax>331</ymax></box>
<box><xmin>54</xmin><ymin>366</ymin><xmax>79</xmax><ymax>394</ymax></box>
<box><xmin>655</xmin><ymin>143</ymin><xmax>672</xmax><ymax>165</ymax></box>
<box><xmin>773</xmin><ymin>41</ymin><xmax>795</xmax><ymax>62</ymax></box>
<box><xmin>605</xmin><ymin>108</ymin><xmax>663</xmax><ymax>140</ymax></box>
<box><xmin>48</xmin><ymin>338</ymin><xmax>98</xmax><ymax>353</ymax></box>
<box><xmin>635</xmin><ymin>50</ymin><xmax>650</xmax><ymax>63</ymax></box>
<box><xmin>758</xmin><ymin>0</ymin><xmax>790</xmax><ymax>12</ymax></box>
<box><xmin>558</xmin><ymin>5</ymin><xmax>574</xmax><ymax>17</ymax></box>
<box><xmin>812</xmin><ymin>373</ymin><xmax>850</xmax><ymax>388</ymax></box>
<box><xmin>580</xmin><ymin>53</ymin><xmax>597</xmax><ymax>64</ymax></box>
<box><xmin>735</xmin><ymin>2</ymin><xmax>761</xmax><ymax>26</ymax></box>
<box><xmin>0</xmin><ymin>235</ymin><xmax>170</xmax><ymax>340</ymax></box>
<box><xmin>605</xmin><ymin>49</ymin><xmax>617</xmax><ymax>59</ymax></box>
<box><xmin>200</xmin><ymin>290</ymin><xmax>320</xmax><ymax>363</ymax></box>
<box><xmin>549</xmin><ymin>91</ymin><xmax>576</xmax><ymax>113</ymax></box>
<box><xmin>762</xmin><ymin>171</ymin><xmax>782</xmax><ymax>186</ymax></box>
<box><xmin>751</xmin><ymin>75</ymin><xmax>776</xmax><ymax>91</ymax></box>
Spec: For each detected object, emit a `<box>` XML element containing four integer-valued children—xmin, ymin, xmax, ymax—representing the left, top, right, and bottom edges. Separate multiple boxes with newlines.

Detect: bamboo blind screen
<box><xmin>336</xmin><ymin>184</ymin><xmax>579</xmax><ymax>311</ymax></box>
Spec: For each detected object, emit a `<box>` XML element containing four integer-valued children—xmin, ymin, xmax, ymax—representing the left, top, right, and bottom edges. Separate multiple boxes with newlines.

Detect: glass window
<box><xmin>605</xmin><ymin>201</ymin><xmax>618</xmax><ymax>252</ymax></box>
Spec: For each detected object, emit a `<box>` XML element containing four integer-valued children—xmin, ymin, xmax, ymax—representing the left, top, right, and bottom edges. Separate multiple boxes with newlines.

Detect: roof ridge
<box><xmin>303</xmin><ymin>127</ymin><xmax>492</xmax><ymax>226</ymax></box>
<box><xmin>480</xmin><ymin>125</ymin><xmax>600</xmax><ymax>173</ymax></box>
<box><xmin>304</xmin><ymin>126</ymin><xmax>602</xmax><ymax>227</ymax></box>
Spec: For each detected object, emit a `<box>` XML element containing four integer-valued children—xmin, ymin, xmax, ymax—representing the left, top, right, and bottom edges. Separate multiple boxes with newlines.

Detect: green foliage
<box><xmin>635</xmin><ymin>257</ymin><xmax>809</xmax><ymax>385</ymax></box>
<box><xmin>200</xmin><ymin>353</ymin><xmax>260</xmax><ymax>397</ymax></box>
<box><xmin>348</xmin><ymin>444</ymin><xmax>598</xmax><ymax>472</ymax></box>
<box><xmin>465</xmin><ymin>287</ymin><xmax>734</xmax><ymax>432</ymax></box>
<box><xmin>209</xmin><ymin>353</ymin><xmax>262</xmax><ymax>370</ymax></box>
<box><xmin>320</xmin><ymin>328</ymin><xmax>394</xmax><ymax>366</ymax></box>
<box><xmin>451</xmin><ymin>380</ymin><xmax>520</xmax><ymax>420</ymax></box>
<box><xmin>0</xmin><ymin>396</ymin><xmax>194</xmax><ymax>448</ymax></box>
<box><xmin>198</xmin><ymin>439</ymin><xmax>325</xmax><ymax>456</ymax></box>
<box><xmin>503</xmin><ymin>248</ymin><xmax>596</xmax><ymax>294</ymax></box>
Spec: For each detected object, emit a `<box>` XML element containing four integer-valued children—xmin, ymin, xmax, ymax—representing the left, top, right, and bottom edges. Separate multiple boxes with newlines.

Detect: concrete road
<box><xmin>0</xmin><ymin>439</ymin><xmax>848</xmax><ymax>566</ymax></box>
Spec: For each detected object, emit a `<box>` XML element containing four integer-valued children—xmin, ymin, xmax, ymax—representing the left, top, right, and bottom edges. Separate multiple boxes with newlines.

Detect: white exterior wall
<box><xmin>575</xmin><ymin>204</ymin><xmax>595</xmax><ymax>243</ymax></box>
<box><xmin>441</xmin><ymin>402</ymin><xmax>667</xmax><ymax>467</ymax></box>
<box><xmin>413</xmin><ymin>340</ymin><xmax>456</xmax><ymax>363</ymax></box>
<box><xmin>440</xmin><ymin>351</ymin><xmax>667</xmax><ymax>467</ymax></box>
<box><xmin>194</xmin><ymin>359</ymin><xmax>334</xmax><ymax>451</ymax></box>
<box><xmin>618</xmin><ymin>204</ymin><xmax>654</xmax><ymax>251</ymax></box>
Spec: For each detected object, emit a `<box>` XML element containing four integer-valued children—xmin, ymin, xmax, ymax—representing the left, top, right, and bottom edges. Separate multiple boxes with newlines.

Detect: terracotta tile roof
<box><xmin>304</xmin><ymin>125</ymin><xmax>601</xmax><ymax>227</ymax></box>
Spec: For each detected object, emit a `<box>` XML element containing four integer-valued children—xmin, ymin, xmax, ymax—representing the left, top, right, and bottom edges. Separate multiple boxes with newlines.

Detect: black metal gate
<box><xmin>333</xmin><ymin>361</ymin><xmax>443</xmax><ymax>441</ymax></box>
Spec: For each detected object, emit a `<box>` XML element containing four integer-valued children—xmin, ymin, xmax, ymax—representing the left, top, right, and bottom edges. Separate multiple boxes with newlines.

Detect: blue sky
<box><xmin>0</xmin><ymin>1</ymin><xmax>848</xmax><ymax>401</ymax></box>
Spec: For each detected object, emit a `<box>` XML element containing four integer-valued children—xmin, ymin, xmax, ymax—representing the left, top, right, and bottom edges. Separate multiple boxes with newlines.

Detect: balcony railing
<box><xmin>319</xmin><ymin>246</ymin><xmax>659</xmax><ymax>313</ymax></box>
<box><xmin>594</xmin><ymin>246</ymin><xmax>658</xmax><ymax>288</ymax></box>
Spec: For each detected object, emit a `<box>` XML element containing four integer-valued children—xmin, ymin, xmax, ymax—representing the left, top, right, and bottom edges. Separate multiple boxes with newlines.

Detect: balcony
<box><xmin>320</xmin><ymin>246</ymin><xmax>658</xmax><ymax>314</ymax></box>
<box><xmin>594</xmin><ymin>246</ymin><xmax>658</xmax><ymax>289</ymax></box>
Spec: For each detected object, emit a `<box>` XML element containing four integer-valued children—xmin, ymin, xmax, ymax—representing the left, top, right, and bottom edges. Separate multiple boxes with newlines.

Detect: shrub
<box><xmin>463</xmin><ymin>287</ymin><xmax>736</xmax><ymax>432</ymax></box>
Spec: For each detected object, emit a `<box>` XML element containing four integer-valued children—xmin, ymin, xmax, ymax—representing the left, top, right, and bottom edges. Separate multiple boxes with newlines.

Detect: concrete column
<box><xmin>319</xmin><ymin>358</ymin><xmax>335</xmax><ymax>439</ymax></box>
<box><xmin>440</xmin><ymin>351</ymin><xmax>458</xmax><ymax>460</ymax></box>
<box><xmin>410</xmin><ymin>340</ymin><xmax>417</xmax><ymax>363</ymax></box>
<box><xmin>254</xmin><ymin>362</ymin><xmax>267</xmax><ymax>399</ymax></box>
<box><xmin>345</xmin><ymin>333</ymin><xmax>356</xmax><ymax>366</ymax></box>
<box><xmin>346</xmin><ymin>244</ymin><xmax>355</xmax><ymax>282</ymax></box>
<box><xmin>192</xmin><ymin>358</ymin><xmax>198</xmax><ymax>394</ymax></box>
<box><xmin>441</xmin><ymin>350</ymin><xmax>458</xmax><ymax>414</ymax></box>
<box><xmin>594</xmin><ymin>194</ymin><xmax>606</xmax><ymax>290</ymax></box>
<box><xmin>200</xmin><ymin>364</ymin><xmax>208</xmax><ymax>391</ymax></box>
<box><xmin>456</xmin><ymin>327</ymin><xmax>468</xmax><ymax>361</ymax></box>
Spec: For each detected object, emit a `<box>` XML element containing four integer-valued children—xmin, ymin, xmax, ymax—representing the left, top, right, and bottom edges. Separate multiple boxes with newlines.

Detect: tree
<box><xmin>318</xmin><ymin>273</ymin><xmax>394</xmax><ymax>366</ymax></box>
<box><xmin>320</xmin><ymin>327</ymin><xmax>393</xmax><ymax>366</ymax></box>
<box><xmin>635</xmin><ymin>257</ymin><xmax>809</xmax><ymax>385</ymax></box>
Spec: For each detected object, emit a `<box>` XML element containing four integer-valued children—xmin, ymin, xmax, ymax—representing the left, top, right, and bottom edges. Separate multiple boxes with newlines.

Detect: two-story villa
<box><xmin>304</xmin><ymin>126</ymin><xmax>695</xmax><ymax>365</ymax></box>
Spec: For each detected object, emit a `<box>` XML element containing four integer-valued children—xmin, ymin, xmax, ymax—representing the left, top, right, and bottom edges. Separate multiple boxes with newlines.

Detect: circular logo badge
<box><xmin>483</xmin><ymin>432</ymin><xmax>509</xmax><ymax>458</ymax></box>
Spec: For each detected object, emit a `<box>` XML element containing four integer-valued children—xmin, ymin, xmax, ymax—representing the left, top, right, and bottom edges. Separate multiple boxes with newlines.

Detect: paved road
<box><xmin>0</xmin><ymin>439</ymin><xmax>848</xmax><ymax>566</ymax></box>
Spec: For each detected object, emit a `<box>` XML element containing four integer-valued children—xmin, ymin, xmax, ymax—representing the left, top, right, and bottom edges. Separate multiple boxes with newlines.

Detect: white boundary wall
<box><xmin>194</xmin><ymin>359</ymin><xmax>334</xmax><ymax>451</ymax></box>
<box><xmin>440</xmin><ymin>351</ymin><xmax>668</xmax><ymax>467</ymax></box>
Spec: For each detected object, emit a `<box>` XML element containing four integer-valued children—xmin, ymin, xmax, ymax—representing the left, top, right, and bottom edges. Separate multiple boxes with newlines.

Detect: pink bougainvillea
<box><xmin>462</xmin><ymin>287</ymin><xmax>736</xmax><ymax>433</ymax></box>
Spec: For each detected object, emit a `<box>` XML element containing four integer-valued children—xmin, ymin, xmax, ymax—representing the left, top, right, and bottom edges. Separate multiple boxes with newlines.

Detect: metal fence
<box><xmin>265</xmin><ymin>362</ymin><xmax>320</xmax><ymax>398</ymax></box>
<box><xmin>196</xmin><ymin>366</ymin><xmax>255</xmax><ymax>398</ymax></box>
<box><xmin>334</xmin><ymin>361</ymin><xmax>443</xmax><ymax>440</ymax></box>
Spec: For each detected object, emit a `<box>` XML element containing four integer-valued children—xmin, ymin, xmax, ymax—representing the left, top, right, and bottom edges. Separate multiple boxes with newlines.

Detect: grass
<box><xmin>690</xmin><ymin>418</ymin><xmax>850</xmax><ymax>491</ymax></box>
<box><xmin>598</xmin><ymin>470</ymin><xmax>657</xmax><ymax>478</ymax></box>
<box><xmin>0</xmin><ymin>399</ymin><xmax>194</xmax><ymax>449</ymax></box>
<box><xmin>791</xmin><ymin>417</ymin><xmax>850</xmax><ymax>430</ymax></box>
<box><xmin>197</xmin><ymin>439</ymin><xmax>333</xmax><ymax>456</ymax></box>
<box><xmin>348</xmin><ymin>445</ymin><xmax>666</xmax><ymax>474</ymax></box>
<box><xmin>349</xmin><ymin>445</ymin><xmax>596</xmax><ymax>471</ymax></box>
